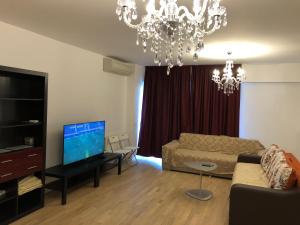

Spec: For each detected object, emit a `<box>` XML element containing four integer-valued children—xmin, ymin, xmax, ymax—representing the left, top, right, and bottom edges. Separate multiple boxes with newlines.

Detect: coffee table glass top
<box><xmin>184</xmin><ymin>161</ymin><xmax>217</xmax><ymax>172</ymax></box>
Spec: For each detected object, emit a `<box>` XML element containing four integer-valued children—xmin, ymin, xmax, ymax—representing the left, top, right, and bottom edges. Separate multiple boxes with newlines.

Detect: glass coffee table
<box><xmin>184</xmin><ymin>161</ymin><xmax>218</xmax><ymax>201</ymax></box>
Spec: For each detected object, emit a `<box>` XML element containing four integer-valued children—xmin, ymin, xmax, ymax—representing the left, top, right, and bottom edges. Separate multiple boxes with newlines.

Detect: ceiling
<box><xmin>0</xmin><ymin>0</ymin><xmax>300</xmax><ymax>66</ymax></box>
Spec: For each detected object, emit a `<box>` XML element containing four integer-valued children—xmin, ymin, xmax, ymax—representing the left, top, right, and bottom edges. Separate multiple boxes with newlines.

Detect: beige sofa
<box><xmin>162</xmin><ymin>133</ymin><xmax>264</xmax><ymax>177</ymax></box>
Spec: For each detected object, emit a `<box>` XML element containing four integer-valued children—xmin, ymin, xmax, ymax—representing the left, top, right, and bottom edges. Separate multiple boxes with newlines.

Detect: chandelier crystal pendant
<box><xmin>212</xmin><ymin>52</ymin><xmax>246</xmax><ymax>95</ymax></box>
<box><xmin>116</xmin><ymin>0</ymin><xmax>227</xmax><ymax>75</ymax></box>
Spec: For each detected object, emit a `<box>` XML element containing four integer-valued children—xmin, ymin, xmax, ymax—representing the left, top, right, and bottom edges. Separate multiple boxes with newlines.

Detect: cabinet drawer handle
<box><xmin>1</xmin><ymin>173</ymin><xmax>13</xmax><ymax>178</ymax></box>
<box><xmin>27</xmin><ymin>154</ymin><xmax>38</xmax><ymax>157</ymax></box>
<box><xmin>1</xmin><ymin>160</ymin><xmax>13</xmax><ymax>164</ymax></box>
<box><xmin>27</xmin><ymin>166</ymin><xmax>38</xmax><ymax>170</ymax></box>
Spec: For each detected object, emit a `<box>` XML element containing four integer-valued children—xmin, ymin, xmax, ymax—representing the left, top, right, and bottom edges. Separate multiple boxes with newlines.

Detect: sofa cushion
<box><xmin>171</xmin><ymin>148</ymin><xmax>238</xmax><ymax>175</ymax></box>
<box><xmin>266</xmin><ymin>151</ymin><xmax>295</xmax><ymax>190</ymax></box>
<box><xmin>261</xmin><ymin>144</ymin><xmax>281</xmax><ymax>171</ymax></box>
<box><xmin>232</xmin><ymin>163</ymin><xmax>269</xmax><ymax>188</ymax></box>
<box><xmin>179</xmin><ymin>133</ymin><xmax>264</xmax><ymax>155</ymax></box>
<box><xmin>285</xmin><ymin>153</ymin><xmax>300</xmax><ymax>187</ymax></box>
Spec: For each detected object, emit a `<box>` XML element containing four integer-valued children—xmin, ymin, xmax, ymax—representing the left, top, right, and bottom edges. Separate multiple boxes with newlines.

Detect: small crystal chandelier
<box><xmin>116</xmin><ymin>0</ymin><xmax>227</xmax><ymax>75</ymax></box>
<box><xmin>212</xmin><ymin>51</ymin><xmax>246</xmax><ymax>95</ymax></box>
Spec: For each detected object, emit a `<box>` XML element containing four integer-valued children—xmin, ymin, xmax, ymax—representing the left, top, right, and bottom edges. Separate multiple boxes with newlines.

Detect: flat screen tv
<box><xmin>63</xmin><ymin>121</ymin><xmax>105</xmax><ymax>165</ymax></box>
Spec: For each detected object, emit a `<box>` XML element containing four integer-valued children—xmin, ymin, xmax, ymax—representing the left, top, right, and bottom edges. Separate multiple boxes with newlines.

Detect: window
<box><xmin>136</xmin><ymin>81</ymin><xmax>144</xmax><ymax>145</ymax></box>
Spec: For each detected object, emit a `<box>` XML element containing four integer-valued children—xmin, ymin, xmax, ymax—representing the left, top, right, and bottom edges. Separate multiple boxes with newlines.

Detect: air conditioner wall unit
<box><xmin>103</xmin><ymin>57</ymin><xmax>135</xmax><ymax>76</ymax></box>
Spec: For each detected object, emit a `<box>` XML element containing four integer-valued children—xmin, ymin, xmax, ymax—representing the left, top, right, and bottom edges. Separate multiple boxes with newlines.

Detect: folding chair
<box><xmin>108</xmin><ymin>135</ymin><xmax>135</xmax><ymax>168</ymax></box>
<box><xmin>119</xmin><ymin>134</ymin><xmax>139</xmax><ymax>165</ymax></box>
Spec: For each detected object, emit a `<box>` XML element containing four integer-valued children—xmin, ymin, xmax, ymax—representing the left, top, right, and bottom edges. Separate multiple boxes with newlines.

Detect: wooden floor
<box><xmin>13</xmin><ymin>157</ymin><xmax>231</xmax><ymax>225</ymax></box>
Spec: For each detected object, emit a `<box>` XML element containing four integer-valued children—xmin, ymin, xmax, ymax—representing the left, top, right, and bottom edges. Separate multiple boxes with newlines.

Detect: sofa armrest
<box><xmin>163</xmin><ymin>140</ymin><xmax>180</xmax><ymax>150</ymax></box>
<box><xmin>237</xmin><ymin>154</ymin><xmax>261</xmax><ymax>164</ymax></box>
<box><xmin>162</xmin><ymin>140</ymin><xmax>180</xmax><ymax>170</ymax></box>
<box><xmin>230</xmin><ymin>184</ymin><xmax>300</xmax><ymax>225</ymax></box>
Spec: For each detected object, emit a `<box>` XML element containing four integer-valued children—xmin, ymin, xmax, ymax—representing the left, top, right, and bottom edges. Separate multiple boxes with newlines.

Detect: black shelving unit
<box><xmin>0</xmin><ymin>121</ymin><xmax>43</xmax><ymax>129</ymax></box>
<box><xmin>18</xmin><ymin>188</ymin><xmax>43</xmax><ymax>214</ymax></box>
<box><xmin>0</xmin><ymin>199</ymin><xmax>17</xmax><ymax>223</ymax></box>
<box><xmin>0</xmin><ymin>98</ymin><xmax>44</xmax><ymax>101</ymax></box>
<box><xmin>0</xmin><ymin>181</ymin><xmax>17</xmax><ymax>205</ymax></box>
<box><xmin>0</xmin><ymin>65</ymin><xmax>48</xmax><ymax>225</ymax></box>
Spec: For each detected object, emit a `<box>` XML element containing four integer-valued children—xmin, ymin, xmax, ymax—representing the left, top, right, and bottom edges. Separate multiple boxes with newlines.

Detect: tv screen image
<box><xmin>63</xmin><ymin>121</ymin><xmax>105</xmax><ymax>165</ymax></box>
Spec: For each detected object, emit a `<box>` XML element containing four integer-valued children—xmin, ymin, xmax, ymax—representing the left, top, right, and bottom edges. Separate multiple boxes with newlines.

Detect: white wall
<box><xmin>0</xmin><ymin>22</ymin><xmax>144</xmax><ymax>167</ymax></box>
<box><xmin>240</xmin><ymin>63</ymin><xmax>300</xmax><ymax>158</ymax></box>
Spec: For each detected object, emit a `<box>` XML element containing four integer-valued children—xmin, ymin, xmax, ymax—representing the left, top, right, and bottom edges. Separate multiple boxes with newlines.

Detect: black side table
<box><xmin>45</xmin><ymin>153</ymin><xmax>122</xmax><ymax>205</ymax></box>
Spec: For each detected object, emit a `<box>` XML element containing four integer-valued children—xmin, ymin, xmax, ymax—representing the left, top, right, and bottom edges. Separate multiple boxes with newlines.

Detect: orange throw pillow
<box><xmin>284</xmin><ymin>153</ymin><xmax>300</xmax><ymax>188</ymax></box>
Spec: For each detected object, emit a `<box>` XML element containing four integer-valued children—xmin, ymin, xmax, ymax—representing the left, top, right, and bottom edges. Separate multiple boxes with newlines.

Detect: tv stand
<box><xmin>45</xmin><ymin>153</ymin><xmax>122</xmax><ymax>205</ymax></box>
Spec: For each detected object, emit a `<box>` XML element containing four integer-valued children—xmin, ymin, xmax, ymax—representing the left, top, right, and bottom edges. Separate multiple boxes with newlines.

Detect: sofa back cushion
<box><xmin>285</xmin><ymin>153</ymin><xmax>300</xmax><ymax>188</ymax></box>
<box><xmin>261</xmin><ymin>144</ymin><xmax>282</xmax><ymax>171</ymax></box>
<box><xmin>178</xmin><ymin>133</ymin><xmax>264</xmax><ymax>155</ymax></box>
<box><xmin>264</xmin><ymin>150</ymin><xmax>297</xmax><ymax>190</ymax></box>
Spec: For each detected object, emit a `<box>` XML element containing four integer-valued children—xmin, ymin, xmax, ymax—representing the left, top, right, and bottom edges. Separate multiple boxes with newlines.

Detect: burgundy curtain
<box><xmin>138</xmin><ymin>65</ymin><xmax>241</xmax><ymax>157</ymax></box>
<box><xmin>138</xmin><ymin>66</ymin><xmax>192</xmax><ymax>157</ymax></box>
<box><xmin>191</xmin><ymin>65</ymin><xmax>240</xmax><ymax>137</ymax></box>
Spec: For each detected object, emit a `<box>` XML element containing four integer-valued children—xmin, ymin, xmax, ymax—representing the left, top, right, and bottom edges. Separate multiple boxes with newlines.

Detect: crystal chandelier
<box><xmin>212</xmin><ymin>52</ymin><xmax>246</xmax><ymax>95</ymax></box>
<box><xmin>116</xmin><ymin>0</ymin><xmax>227</xmax><ymax>75</ymax></box>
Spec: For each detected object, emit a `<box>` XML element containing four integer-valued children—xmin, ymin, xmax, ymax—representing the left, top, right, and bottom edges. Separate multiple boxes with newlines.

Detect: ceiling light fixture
<box><xmin>116</xmin><ymin>0</ymin><xmax>227</xmax><ymax>75</ymax></box>
<box><xmin>212</xmin><ymin>51</ymin><xmax>246</xmax><ymax>95</ymax></box>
